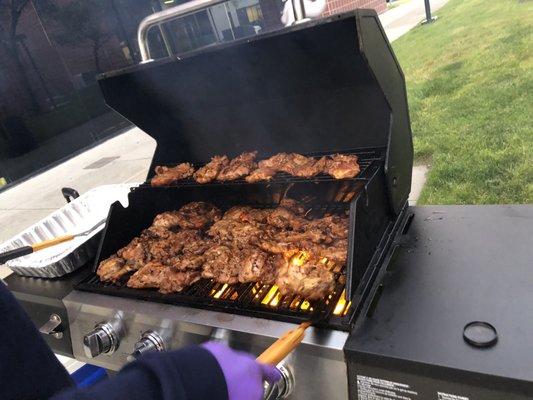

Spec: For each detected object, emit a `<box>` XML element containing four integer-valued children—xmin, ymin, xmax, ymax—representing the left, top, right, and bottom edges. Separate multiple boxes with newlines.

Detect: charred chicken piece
<box><xmin>169</xmin><ymin>254</ymin><xmax>206</xmax><ymax>271</ymax></box>
<box><xmin>145</xmin><ymin>229</ymin><xmax>201</xmax><ymax>263</ymax></box>
<box><xmin>245</xmin><ymin>167</ymin><xmax>276</xmax><ymax>183</ymax></box>
<box><xmin>275</xmin><ymin>254</ymin><xmax>335</xmax><ymax>300</ymax></box>
<box><xmin>324</xmin><ymin>154</ymin><xmax>360</xmax><ymax>179</ymax></box>
<box><xmin>217</xmin><ymin>151</ymin><xmax>258</xmax><ymax>181</ymax></box>
<box><xmin>141</xmin><ymin>226</ymin><xmax>174</xmax><ymax>240</ymax></box>
<box><xmin>202</xmin><ymin>244</ymin><xmax>240</xmax><ymax>284</ymax></box>
<box><xmin>222</xmin><ymin>206</ymin><xmax>271</xmax><ymax>224</ymax></box>
<box><xmin>238</xmin><ymin>248</ymin><xmax>281</xmax><ymax>285</ymax></box>
<box><xmin>307</xmin><ymin>215</ymin><xmax>349</xmax><ymax>241</ymax></box>
<box><xmin>152</xmin><ymin>202</ymin><xmax>221</xmax><ymax>230</ymax></box>
<box><xmin>96</xmin><ymin>256</ymin><xmax>126</xmax><ymax>282</ymax></box>
<box><xmin>159</xmin><ymin>269</ymin><xmax>202</xmax><ymax>294</ymax></box>
<box><xmin>151</xmin><ymin>211</ymin><xmax>182</xmax><ymax>230</ymax></box>
<box><xmin>258</xmin><ymin>153</ymin><xmax>324</xmax><ymax>177</ymax></box>
<box><xmin>289</xmin><ymin>155</ymin><xmax>326</xmax><ymax>178</ymax></box>
<box><xmin>207</xmin><ymin>219</ymin><xmax>269</xmax><ymax>246</ymax></box>
<box><xmin>117</xmin><ymin>237</ymin><xmax>148</xmax><ymax>266</ymax></box>
<box><xmin>151</xmin><ymin>163</ymin><xmax>195</xmax><ymax>187</ymax></box>
<box><xmin>127</xmin><ymin>261</ymin><xmax>167</xmax><ymax>289</ymax></box>
<box><xmin>174</xmin><ymin>202</ymin><xmax>222</xmax><ymax>230</ymax></box>
<box><xmin>315</xmin><ymin>239</ymin><xmax>348</xmax><ymax>266</ymax></box>
<box><xmin>274</xmin><ymin>214</ymin><xmax>349</xmax><ymax>245</ymax></box>
<box><xmin>266</xmin><ymin>206</ymin><xmax>307</xmax><ymax>231</ymax></box>
<box><xmin>193</xmin><ymin>155</ymin><xmax>229</xmax><ymax>183</ymax></box>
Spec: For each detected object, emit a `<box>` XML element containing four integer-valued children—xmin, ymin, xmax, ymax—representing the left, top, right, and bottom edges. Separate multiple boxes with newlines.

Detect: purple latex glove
<box><xmin>202</xmin><ymin>341</ymin><xmax>281</xmax><ymax>400</ymax></box>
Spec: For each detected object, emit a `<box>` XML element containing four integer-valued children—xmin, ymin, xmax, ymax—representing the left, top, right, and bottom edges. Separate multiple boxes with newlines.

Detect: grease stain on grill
<box><xmin>84</xmin><ymin>156</ymin><xmax>120</xmax><ymax>170</ymax></box>
<box><xmin>216</xmin><ymin>314</ymin><xmax>235</xmax><ymax>323</ymax></box>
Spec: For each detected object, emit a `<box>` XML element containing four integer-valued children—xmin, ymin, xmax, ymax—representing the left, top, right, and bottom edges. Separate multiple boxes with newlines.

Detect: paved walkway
<box><xmin>0</xmin><ymin>0</ymin><xmax>448</xmax><ymax>279</ymax></box>
<box><xmin>381</xmin><ymin>0</ymin><xmax>449</xmax><ymax>42</ymax></box>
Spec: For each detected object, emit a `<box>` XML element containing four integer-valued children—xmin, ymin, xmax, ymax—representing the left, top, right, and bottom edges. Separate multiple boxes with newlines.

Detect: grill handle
<box><xmin>138</xmin><ymin>0</ymin><xmax>227</xmax><ymax>62</ymax></box>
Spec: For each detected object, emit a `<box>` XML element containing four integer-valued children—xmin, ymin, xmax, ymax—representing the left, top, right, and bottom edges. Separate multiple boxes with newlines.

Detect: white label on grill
<box><xmin>357</xmin><ymin>375</ymin><xmax>418</xmax><ymax>399</ymax></box>
<box><xmin>437</xmin><ymin>392</ymin><xmax>469</xmax><ymax>400</ymax></box>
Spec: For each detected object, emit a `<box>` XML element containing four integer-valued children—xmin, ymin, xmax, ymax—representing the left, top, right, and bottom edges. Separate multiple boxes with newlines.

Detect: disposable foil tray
<box><xmin>0</xmin><ymin>184</ymin><xmax>135</xmax><ymax>278</ymax></box>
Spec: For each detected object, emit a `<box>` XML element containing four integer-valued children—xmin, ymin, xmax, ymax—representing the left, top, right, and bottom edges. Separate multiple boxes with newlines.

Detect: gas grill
<box><xmin>62</xmin><ymin>8</ymin><xmax>413</xmax><ymax>399</ymax></box>
<box><xmin>4</xmin><ymin>4</ymin><xmax>532</xmax><ymax>400</ymax></box>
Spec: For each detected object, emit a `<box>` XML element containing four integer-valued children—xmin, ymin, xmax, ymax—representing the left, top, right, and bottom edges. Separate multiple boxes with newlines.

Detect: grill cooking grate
<box><xmin>77</xmin><ymin>273</ymin><xmax>353</xmax><ymax>330</ymax></box>
<box><xmin>76</xmin><ymin>200</ymin><xmax>358</xmax><ymax>331</ymax></box>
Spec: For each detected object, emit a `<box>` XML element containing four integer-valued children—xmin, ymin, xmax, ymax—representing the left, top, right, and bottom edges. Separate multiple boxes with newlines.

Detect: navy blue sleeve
<box><xmin>0</xmin><ymin>281</ymin><xmax>73</xmax><ymax>399</ymax></box>
<box><xmin>51</xmin><ymin>346</ymin><xmax>229</xmax><ymax>400</ymax></box>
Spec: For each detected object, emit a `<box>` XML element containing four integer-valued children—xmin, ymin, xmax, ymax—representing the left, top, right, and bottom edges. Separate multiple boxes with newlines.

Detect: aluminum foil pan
<box><xmin>0</xmin><ymin>184</ymin><xmax>136</xmax><ymax>278</ymax></box>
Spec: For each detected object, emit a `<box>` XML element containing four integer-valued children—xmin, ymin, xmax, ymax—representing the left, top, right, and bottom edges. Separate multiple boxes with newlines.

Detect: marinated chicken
<box><xmin>245</xmin><ymin>167</ymin><xmax>276</xmax><ymax>183</ymax></box>
<box><xmin>96</xmin><ymin>256</ymin><xmax>126</xmax><ymax>282</ymax></box>
<box><xmin>97</xmin><ymin>199</ymin><xmax>349</xmax><ymax>301</ymax></box>
<box><xmin>202</xmin><ymin>244</ymin><xmax>241</xmax><ymax>284</ymax></box>
<box><xmin>127</xmin><ymin>261</ymin><xmax>167</xmax><ymax>289</ymax></box>
<box><xmin>193</xmin><ymin>155</ymin><xmax>229</xmax><ymax>183</ymax></box>
<box><xmin>275</xmin><ymin>254</ymin><xmax>335</xmax><ymax>300</ymax></box>
<box><xmin>208</xmin><ymin>218</ymin><xmax>268</xmax><ymax>246</ymax></box>
<box><xmin>217</xmin><ymin>151</ymin><xmax>258</xmax><ymax>181</ymax></box>
<box><xmin>238</xmin><ymin>249</ymin><xmax>281</xmax><ymax>285</ymax></box>
<box><xmin>151</xmin><ymin>163</ymin><xmax>195</xmax><ymax>187</ymax></box>
<box><xmin>152</xmin><ymin>202</ymin><xmax>221</xmax><ymax>230</ymax></box>
<box><xmin>324</xmin><ymin>154</ymin><xmax>360</xmax><ymax>179</ymax></box>
<box><xmin>258</xmin><ymin>153</ymin><xmax>326</xmax><ymax>178</ymax></box>
<box><xmin>152</xmin><ymin>151</ymin><xmax>359</xmax><ymax>185</ymax></box>
<box><xmin>159</xmin><ymin>269</ymin><xmax>202</xmax><ymax>294</ymax></box>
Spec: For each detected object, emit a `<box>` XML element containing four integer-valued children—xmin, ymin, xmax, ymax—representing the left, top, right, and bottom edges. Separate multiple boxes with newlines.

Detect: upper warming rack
<box><xmin>142</xmin><ymin>149</ymin><xmax>382</xmax><ymax>189</ymax></box>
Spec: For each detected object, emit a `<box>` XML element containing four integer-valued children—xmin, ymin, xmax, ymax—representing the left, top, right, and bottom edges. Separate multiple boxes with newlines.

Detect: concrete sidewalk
<box><xmin>381</xmin><ymin>0</ymin><xmax>449</xmax><ymax>42</ymax></box>
<box><xmin>0</xmin><ymin>0</ymin><xmax>448</xmax><ymax>279</ymax></box>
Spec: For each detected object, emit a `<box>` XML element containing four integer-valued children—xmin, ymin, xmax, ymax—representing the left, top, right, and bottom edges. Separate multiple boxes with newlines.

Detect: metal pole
<box><xmin>423</xmin><ymin>0</ymin><xmax>435</xmax><ymax>24</ymax></box>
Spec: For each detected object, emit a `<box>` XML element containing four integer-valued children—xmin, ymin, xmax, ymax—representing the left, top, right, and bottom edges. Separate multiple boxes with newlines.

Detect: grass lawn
<box><xmin>392</xmin><ymin>0</ymin><xmax>532</xmax><ymax>204</ymax></box>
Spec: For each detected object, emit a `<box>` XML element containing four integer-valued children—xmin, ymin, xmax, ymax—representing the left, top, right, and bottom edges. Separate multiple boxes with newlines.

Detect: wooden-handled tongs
<box><xmin>257</xmin><ymin>321</ymin><xmax>312</xmax><ymax>365</ymax></box>
<box><xmin>0</xmin><ymin>218</ymin><xmax>106</xmax><ymax>265</ymax></box>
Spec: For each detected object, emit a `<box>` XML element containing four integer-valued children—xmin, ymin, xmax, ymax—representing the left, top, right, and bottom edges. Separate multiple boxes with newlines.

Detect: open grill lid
<box><xmin>98</xmin><ymin>10</ymin><xmax>412</xmax><ymax>214</ymax></box>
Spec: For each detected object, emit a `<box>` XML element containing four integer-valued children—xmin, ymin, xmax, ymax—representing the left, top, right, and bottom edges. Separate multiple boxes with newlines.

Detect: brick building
<box><xmin>323</xmin><ymin>0</ymin><xmax>387</xmax><ymax>16</ymax></box>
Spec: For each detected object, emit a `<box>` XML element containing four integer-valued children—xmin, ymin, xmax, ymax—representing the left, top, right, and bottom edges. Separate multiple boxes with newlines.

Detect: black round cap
<box><xmin>463</xmin><ymin>321</ymin><xmax>498</xmax><ymax>348</ymax></box>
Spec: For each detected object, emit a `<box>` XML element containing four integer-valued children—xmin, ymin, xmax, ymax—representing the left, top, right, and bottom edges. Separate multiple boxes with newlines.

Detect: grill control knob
<box><xmin>83</xmin><ymin>322</ymin><xmax>120</xmax><ymax>358</ymax></box>
<box><xmin>263</xmin><ymin>364</ymin><xmax>294</xmax><ymax>400</ymax></box>
<box><xmin>127</xmin><ymin>331</ymin><xmax>166</xmax><ymax>362</ymax></box>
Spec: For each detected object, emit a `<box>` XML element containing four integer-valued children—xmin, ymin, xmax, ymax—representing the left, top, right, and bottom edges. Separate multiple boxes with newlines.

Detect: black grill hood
<box><xmin>98</xmin><ymin>10</ymin><xmax>412</xmax><ymax>214</ymax></box>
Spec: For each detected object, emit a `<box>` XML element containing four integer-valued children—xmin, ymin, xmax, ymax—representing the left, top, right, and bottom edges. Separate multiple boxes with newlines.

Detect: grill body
<box><xmin>64</xmin><ymin>290</ymin><xmax>350</xmax><ymax>400</ymax></box>
<box><xmin>68</xmin><ymin>9</ymin><xmax>414</xmax><ymax>400</ymax></box>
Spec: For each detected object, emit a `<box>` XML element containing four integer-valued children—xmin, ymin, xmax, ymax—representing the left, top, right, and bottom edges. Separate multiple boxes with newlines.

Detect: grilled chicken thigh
<box><xmin>193</xmin><ymin>155</ymin><xmax>229</xmax><ymax>183</ymax></box>
<box><xmin>217</xmin><ymin>151</ymin><xmax>258</xmax><ymax>181</ymax></box>
<box><xmin>151</xmin><ymin>163</ymin><xmax>195</xmax><ymax>187</ymax></box>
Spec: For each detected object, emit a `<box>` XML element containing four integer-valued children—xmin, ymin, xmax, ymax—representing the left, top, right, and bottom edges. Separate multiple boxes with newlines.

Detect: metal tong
<box><xmin>0</xmin><ymin>218</ymin><xmax>106</xmax><ymax>265</ymax></box>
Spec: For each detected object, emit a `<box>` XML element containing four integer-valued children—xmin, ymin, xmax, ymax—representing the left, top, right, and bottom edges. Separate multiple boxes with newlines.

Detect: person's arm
<box><xmin>0</xmin><ymin>280</ymin><xmax>278</xmax><ymax>400</ymax></box>
<box><xmin>0</xmin><ymin>280</ymin><xmax>73</xmax><ymax>400</ymax></box>
<box><xmin>51</xmin><ymin>343</ymin><xmax>281</xmax><ymax>400</ymax></box>
<box><xmin>51</xmin><ymin>346</ymin><xmax>228</xmax><ymax>400</ymax></box>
